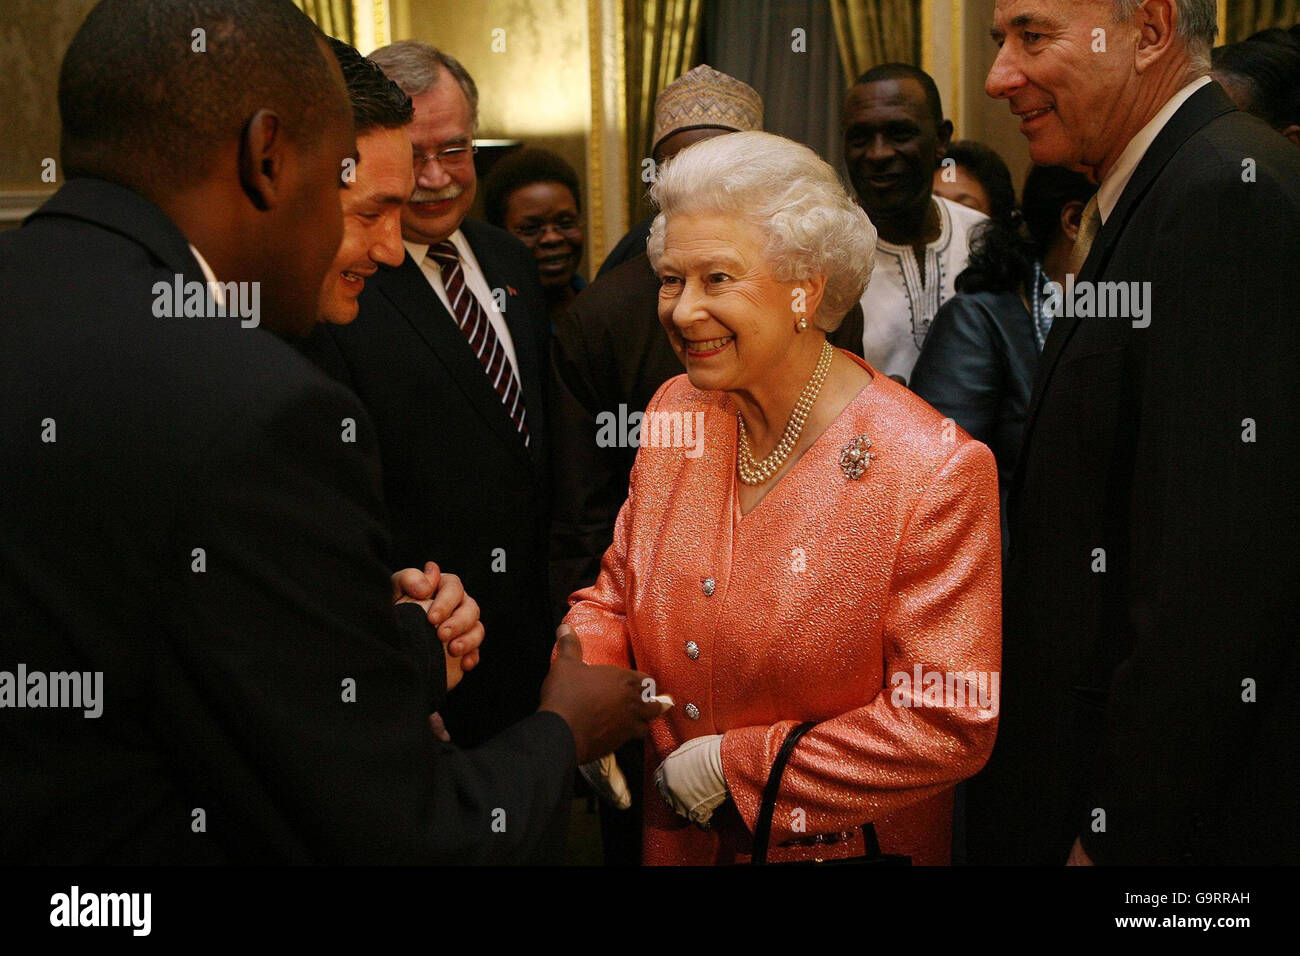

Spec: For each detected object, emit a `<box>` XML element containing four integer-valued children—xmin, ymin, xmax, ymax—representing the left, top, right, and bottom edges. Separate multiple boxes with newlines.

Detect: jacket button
<box><xmin>685</xmin><ymin>703</ymin><xmax>700</xmax><ymax>720</ymax></box>
<box><xmin>701</xmin><ymin>577</ymin><xmax>715</xmax><ymax>596</ymax></box>
<box><xmin>685</xmin><ymin>641</ymin><xmax>699</xmax><ymax>660</ymax></box>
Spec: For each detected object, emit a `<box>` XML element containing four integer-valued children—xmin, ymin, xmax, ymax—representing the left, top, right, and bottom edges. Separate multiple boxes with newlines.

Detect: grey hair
<box><xmin>646</xmin><ymin>131</ymin><xmax>876</xmax><ymax>332</ymax></box>
<box><xmin>1113</xmin><ymin>0</ymin><xmax>1217</xmax><ymax>71</ymax></box>
<box><xmin>368</xmin><ymin>40</ymin><xmax>480</xmax><ymax>134</ymax></box>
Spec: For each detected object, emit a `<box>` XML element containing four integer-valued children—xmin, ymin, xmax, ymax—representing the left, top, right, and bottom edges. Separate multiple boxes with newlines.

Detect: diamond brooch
<box><xmin>839</xmin><ymin>434</ymin><xmax>876</xmax><ymax>480</ymax></box>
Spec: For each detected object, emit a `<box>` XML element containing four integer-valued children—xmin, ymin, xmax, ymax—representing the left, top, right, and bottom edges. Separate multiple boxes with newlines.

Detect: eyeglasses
<box><xmin>412</xmin><ymin>145</ymin><xmax>478</xmax><ymax>170</ymax></box>
<box><xmin>513</xmin><ymin>217</ymin><xmax>583</xmax><ymax>241</ymax></box>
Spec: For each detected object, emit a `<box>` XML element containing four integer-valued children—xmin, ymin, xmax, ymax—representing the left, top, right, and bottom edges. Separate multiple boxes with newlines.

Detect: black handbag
<box><xmin>751</xmin><ymin>722</ymin><xmax>912</xmax><ymax>866</ymax></box>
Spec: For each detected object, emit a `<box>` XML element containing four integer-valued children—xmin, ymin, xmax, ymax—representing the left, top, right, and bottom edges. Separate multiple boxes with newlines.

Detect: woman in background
<box><xmin>932</xmin><ymin>139</ymin><xmax>1016</xmax><ymax>222</ymax></box>
<box><xmin>912</xmin><ymin>165</ymin><xmax>1097</xmax><ymax>514</ymax></box>
<box><xmin>483</xmin><ymin>148</ymin><xmax>586</xmax><ymax>327</ymax></box>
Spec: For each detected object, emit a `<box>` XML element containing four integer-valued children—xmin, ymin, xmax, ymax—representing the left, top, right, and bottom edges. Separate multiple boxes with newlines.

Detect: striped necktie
<box><xmin>427</xmin><ymin>240</ymin><xmax>529</xmax><ymax>445</ymax></box>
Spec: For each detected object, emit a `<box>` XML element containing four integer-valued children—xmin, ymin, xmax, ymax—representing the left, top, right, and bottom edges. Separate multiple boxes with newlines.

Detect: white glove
<box><xmin>579</xmin><ymin>753</ymin><xmax>633</xmax><ymax>810</ymax></box>
<box><xmin>653</xmin><ymin>734</ymin><xmax>727</xmax><ymax>828</ymax></box>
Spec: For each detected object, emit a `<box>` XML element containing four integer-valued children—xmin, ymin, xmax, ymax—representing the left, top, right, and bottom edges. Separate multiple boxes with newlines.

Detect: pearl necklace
<box><xmin>736</xmin><ymin>340</ymin><xmax>834</xmax><ymax>486</ymax></box>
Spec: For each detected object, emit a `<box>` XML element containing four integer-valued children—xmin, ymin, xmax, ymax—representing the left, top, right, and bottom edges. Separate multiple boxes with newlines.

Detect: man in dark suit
<box><xmin>0</xmin><ymin>0</ymin><xmax>660</xmax><ymax>864</ymax></box>
<box><xmin>297</xmin><ymin>42</ymin><xmax>555</xmax><ymax>749</ymax></box>
<box><xmin>969</xmin><ymin>0</ymin><xmax>1300</xmax><ymax>864</ymax></box>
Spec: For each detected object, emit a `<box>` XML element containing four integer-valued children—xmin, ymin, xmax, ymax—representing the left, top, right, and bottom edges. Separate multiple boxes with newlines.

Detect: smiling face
<box><xmin>987</xmin><ymin>0</ymin><xmax>1138</xmax><ymax>176</ymax></box>
<box><xmin>318</xmin><ymin>126</ymin><xmax>415</xmax><ymax>324</ymax></box>
<box><xmin>503</xmin><ymin>180</ymin><xmax>584</xmax><ymax>289</ymax></box>
<box><xmin>655</xmin><ymin>212</ymin><xmax>814</xmax><ymax>395</ymax></box>
<box><xmin>401</xmin><ymin>73</ymin><xmax>476</xmax><ymax>244</ymax></box>
<box><xmin>842</xmin><ymin>77</ymin><xmax>949</xmax><ymax>222</ymax></box>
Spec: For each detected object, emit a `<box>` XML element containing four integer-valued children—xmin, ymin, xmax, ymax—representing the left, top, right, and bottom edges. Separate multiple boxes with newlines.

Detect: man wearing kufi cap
<box><xmin>597</xmin><ymin>64</ymin><xmax>763</xmax><ymax>276</ymax></box>
<box><xmin>650</xmin><ymin>64</ymin><xmax>765</xmax><ymax>167</ymax></box>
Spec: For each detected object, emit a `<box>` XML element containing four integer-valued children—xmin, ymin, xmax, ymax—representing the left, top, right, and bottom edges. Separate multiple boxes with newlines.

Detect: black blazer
<box><xmin>596</xmin><ymin>215</ymin><xmax>654</xmax><ymax>277</ymax></box>
<box><xmin>295</xmin><ymin>219</ymin><xmax>555</xmax><ymax>748</ymax></box>
<box><xmin>966</xmin><ymin>83</ymin><xmax>1300</xmax><ymax>864</ymax></box>
<box><xmin>909</xmin><ymin>289</ymin><xmax>1039</xmax><ymax>500</ymax></box>
<box><xmin>0</xmin><ymin>179</ymin><xmax>574</xmax><ymax>863</ymax></box>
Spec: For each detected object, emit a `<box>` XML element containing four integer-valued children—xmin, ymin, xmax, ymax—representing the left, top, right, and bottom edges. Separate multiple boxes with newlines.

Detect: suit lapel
<box><xmin>375</xmin><ymin>252</ymin><xmax>533</xmax><ymax>468</ymax></box>
<box><xmin>1011</xmin><ymin>82</ymin><xmax>1237</xmax><ymax>501</ymax></box>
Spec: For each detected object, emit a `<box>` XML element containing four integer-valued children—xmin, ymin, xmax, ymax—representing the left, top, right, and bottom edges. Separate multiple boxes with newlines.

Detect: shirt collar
<box><xmin>405</xmin><ymin>228</ymin><xmax>468</xmax><ymax>267</ymax></box>
<box><xmin>1097</xmin><ymin>75</ymin><xmax>1211</xmax><ymax>224</ymax></box>
<box><xmin>187</xmin><ymin>243</ymin><xmax>224</xmax><ymax>307</ymax></box>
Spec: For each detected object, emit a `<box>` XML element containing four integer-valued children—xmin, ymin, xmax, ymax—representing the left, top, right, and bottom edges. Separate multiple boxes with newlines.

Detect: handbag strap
<box><xmin>751</xmin><ymin>721</ymin><xmax>816</xmax><ymax>865</ymax></box>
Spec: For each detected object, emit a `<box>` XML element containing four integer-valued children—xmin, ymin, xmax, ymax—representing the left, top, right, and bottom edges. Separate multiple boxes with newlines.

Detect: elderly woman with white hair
<box><xmin>561</xmin><ymin>131</ymin><xmax>1001</xmax><ymax>865</ymax></box>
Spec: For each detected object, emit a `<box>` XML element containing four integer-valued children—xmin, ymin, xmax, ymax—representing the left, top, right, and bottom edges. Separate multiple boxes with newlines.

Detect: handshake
<box><xmin>391</xmin><ymin>564</ymin><xmax>670</xmax><ymax>762</ymax></box>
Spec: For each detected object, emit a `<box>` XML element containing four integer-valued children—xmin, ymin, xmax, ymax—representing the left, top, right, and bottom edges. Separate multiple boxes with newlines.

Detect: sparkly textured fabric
<box><xmin>563</xmin><ymin>351</ymin><xmax>1002</xmax><ymax>865</ymax></box>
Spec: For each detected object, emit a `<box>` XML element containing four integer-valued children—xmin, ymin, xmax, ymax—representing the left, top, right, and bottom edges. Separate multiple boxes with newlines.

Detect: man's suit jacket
<box><xmin>596</xmin><ymin>215</ymin><xmax>653</xmax><ymax>277</ymax></box>
<box><xmin>296</xmin><ymin>219</ymin><xmax>554</xmax><ymax>748</ymax></box>
<box><xmin>966</xmin><ymin>83</ymin><xmax>1300</xmax><ymax>864</ymax></box>
<box><xmin>0</xmin><ymin>179</ymin><xmax>574</xmax><ymax>863</ymax></box>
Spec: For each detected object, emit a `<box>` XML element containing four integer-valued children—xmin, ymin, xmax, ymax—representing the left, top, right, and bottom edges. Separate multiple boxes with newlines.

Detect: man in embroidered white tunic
<box><xmin>842</xmin><ymin>63</ymin><xmax>988</xmax><ymax>385</ymax></box>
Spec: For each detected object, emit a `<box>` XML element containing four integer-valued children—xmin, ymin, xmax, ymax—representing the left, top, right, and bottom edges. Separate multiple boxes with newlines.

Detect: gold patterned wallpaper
<box><xmin>398</xmin><ymin>0</ymin><xmax>591</xmax><ymax>219</ymax></box>
<box><xmin>0</xmin><ymin>0</ymin><xmax>98</xmax><ymax>192</ymax></box>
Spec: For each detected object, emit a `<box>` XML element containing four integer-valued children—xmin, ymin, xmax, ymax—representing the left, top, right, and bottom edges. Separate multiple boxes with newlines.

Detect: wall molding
<box><xmin>0</xmin><ymin>189</ymin><xmax>55</xmax><ymax>224</ymax></box>
<box><xmin>352</xmin><ymin>0</ymin><xmax>391</xmax><ymax>53</ymax></box>
<box><xmin>586</xmin><ymin>0</ymin><xmax>629</xmax><ymax>264</ymax></box>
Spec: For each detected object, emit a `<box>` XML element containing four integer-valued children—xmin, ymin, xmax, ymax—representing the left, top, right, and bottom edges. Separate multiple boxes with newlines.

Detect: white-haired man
<box><xmin>969</xmin><ymin>0</ymin><xmax>1300</xmax><ymax>865</ymax></box>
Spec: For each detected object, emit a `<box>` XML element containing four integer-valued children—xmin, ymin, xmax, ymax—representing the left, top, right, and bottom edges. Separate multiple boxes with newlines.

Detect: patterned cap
<box><xmin>652</xmin><ymin>64</ymin><xmax>763</xmax><ymax>156</ymax></box>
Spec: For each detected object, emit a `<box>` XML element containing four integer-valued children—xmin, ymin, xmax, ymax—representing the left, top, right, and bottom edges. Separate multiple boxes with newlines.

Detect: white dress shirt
<box><xmin>1097</xmin><ymin>75</ymin><xmax>1212</xmax><ymax>224</ymax></box>
<box><xmin>188</xmin><ymin>243</ymin><xmax>224</xmax><ymax>307</ymax></box>
<box><xmin>858</xmin><ymin>196</ymin><xmax>988</xmax><ymax>383</ymax></box>
<box><xmin>405</xmin><ymin>230</ymin><xmax>521</xmax><ymax>382</ymax></box>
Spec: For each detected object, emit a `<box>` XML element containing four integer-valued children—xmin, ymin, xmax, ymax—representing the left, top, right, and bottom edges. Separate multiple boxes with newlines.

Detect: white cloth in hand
<box><xmin>580</xmin><ymin>753</ymin><xmax>632</xmax><ymax>810</ymax></box>
<box><xmin>653</xmin><ymin>734</ymin><xmax>726</xmax><ymax>828</ymax></box>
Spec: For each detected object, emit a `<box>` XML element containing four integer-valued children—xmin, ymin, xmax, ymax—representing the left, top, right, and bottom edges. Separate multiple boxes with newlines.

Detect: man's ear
<box><xmin>1060</xmin><ymin>199</ymin><xmax>1086</xmax><ymax>242</ymax></box>
<box><xmin>1281</xmin><ymin>124</ymin><xmax>1300</xmax><ymax>148</ymax></box>
<box><xmin>1133</xmin><ymin>0</ymin><xmax>1178</xmax><ymax>73</ymax></box>
<box><xmin>239</xmin><ymin>109</ymin><xmax>284</xmax><ymax>212</ymax></box>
